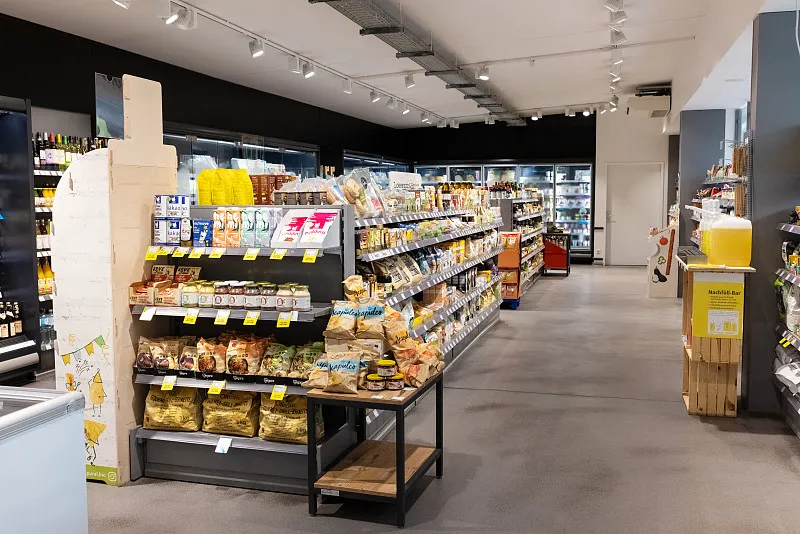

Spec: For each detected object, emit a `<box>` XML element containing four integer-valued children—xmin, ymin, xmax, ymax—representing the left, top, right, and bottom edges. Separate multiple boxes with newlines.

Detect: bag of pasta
<box><xmin>143</xmin><ymin>386</ymin><xmax>202</xmax><ymax>431</ymax></box>
<box><xmin>324</xmin><ymin>301</ymin><xmax>358</xmax><ymax>339</ymax></box>
<box><xmin>202</xmin><ymin>390</ymin><xmax>260</xmax><ymax>437</ymax></box>
<box><xmin>323</xmin><ymin>351</ymin><xmax>362</xmax><ymax>394</ymax></box>
<box><xmin>197</xmin><ymin>338</ymin><xmax>226</xmax><ymax>374</ymax></box>
<box><xmin>258</xmin><ymin>394</ymin><xmax>324</xmax><ymax>444</ymax></box>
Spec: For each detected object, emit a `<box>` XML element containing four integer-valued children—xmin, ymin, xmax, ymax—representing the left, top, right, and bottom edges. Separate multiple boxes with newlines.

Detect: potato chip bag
<box><xmin>324</xmin><ymin>301</ymin><xmax>358</xmax><ymax>339</ymax></box>
<box><xmin>323</xmin><ymin>351</ymin><xmax>361</xmax><ymax>394</ymax></box>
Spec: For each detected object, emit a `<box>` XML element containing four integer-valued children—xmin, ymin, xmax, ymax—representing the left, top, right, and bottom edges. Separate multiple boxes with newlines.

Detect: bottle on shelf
<box><xmin>42</xmin><ymin>258</ymin><xmax>55</xmax><ymax>295</ymax></box>
<box><xmin>0</xmin><ymin>304</ymin><xmax>9</xmax><ymax>340</ymax></box>
<box><xmin>12</xmin><ymin>302</ymin><xmax>22</xmax><ymax>338</ymax></box>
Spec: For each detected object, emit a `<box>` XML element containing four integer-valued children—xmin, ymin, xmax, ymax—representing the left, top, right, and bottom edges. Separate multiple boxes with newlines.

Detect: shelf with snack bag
<box><xmin>354</xmin><ymin>209</ymin><xmax>475</xmax><ymax>228</ymax></box>
<box><xmin>521</xmin><ymin>227</ymin><xmax>544</xmax><ymax>242</ymax></box>
<box><xmin>439</xmin><ymin>299</ymin><xmax>502</xmax><ymax>355</ymax></box>
<box><xmin>515</xmin><ymin>211</ymin><xmax>544</xmax><ymax>222</ymax></box>
<box><xmin>356</xmin><ymin>221</ymin><xmax>502</xmax><ymax>262</ymax></box>
<box><xmin>134</xmin><ymin>374</ymin><xmax>309</xmax><ymax>395</ymax></box>
<box><xmin>521</xmin><ymin>244</ymin><xmax>545</xmax><ymax>264</ymax></box>
<box><xmin>130</xmin><ymin>304</ymin><xmax>331</xmax><ymax>323</ymax></box>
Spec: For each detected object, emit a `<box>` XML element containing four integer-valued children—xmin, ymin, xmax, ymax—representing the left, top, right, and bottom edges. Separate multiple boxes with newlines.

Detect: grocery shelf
<box><xmin>555</xmin><ymin>206</ymin><xmax>589</xmax><ymax>210</ymax></box>
<box><xmin>354</xmin><ymin>209</ymin><xmax>474</xmax><ymax>228</ymax></box>
<box><xmin>778</xmin><ymin>223</ymin><xmax>800</xmax><ymax>235</ymax></box>
<box><xmin>136</xmin><ymin>428</ymin><xmax>309</xmax><ymax>455</ymax></box>
<box><xmin>514</xmin><ymin>212</ymin><xmax>543</xmax><ymax>222</ymax></box>
<box><xmin>134</xmin><ymin>374</ymin><xmax>308</xmax><ymax>395</ymax></box>
<box><xmin>556</xmin><ymin>181</ymin><xmax>591</xmax><ymax>185</ymax></box>
<box><xmin>520</xmin><ymin>262</ymin><xmax>544</xmax><ymax>295</ymax></box>
<box><xmin>439</xmin><ymin>299</ymin><xmax>501</xmax><ymax>354</ymax></box>
<box><xmin>777</xmin><ymin>269</ymin><xmax>800</xmax><ymax>287</ymax></box>
<box><xmin>148</xmin><ymin>245</ymin><xmax>341</xmax><ymax>258</ymax></box>
<box><xmin>38</xmin><ymin>294</ymin><xmax>53</xmax><ymax>302</ymax></box>
<box><xmin>521</xmin><ymin>228</ymin><xmax>544</xmax><ymax>242</ymax></box>
<box><xmin>702</xmin><ymin>176</ymin><xmax>747</xmax><ymax>185</ymax></box>
<box><xmin>777</xmin><ymin>325</ymin><xmax>800</xmax><ymax>352</ymax></box>
<box><xmin>690</xmin><ymin>236</ymin><xmax>700</xmax><ymax>246</ymax></box>
<box><xmin>521</xmin><ymin>244</ymin><xmax>545</xmax><ymax>264</ymax></box>
<box><xmin>36</xmin><ymin>250</ymin><xmax>51</xmax><ymax>257</ymax></box>
<box><xmin>357</xmin><ymin>221</ymin><xmax>502</xmax><ymax>262</ymax></box>
<box><xmin>511</xmin><ymin>199</ymin><xmax>539</xmax><ymax>204</ymax></box>
<box><xmin>557</xmin><ymin>194</ymin><xmax>591</xmax><ymax>197</ymax></box>
<box><xmin>130</xmin><ymin>304</ymin><xmax>331</xmax><ymax>322</ymax></box>
<box><xmin>692</xmin><ymin>214</ymin><xmax>701</xmax><ymax>223</ymax></box>
<box><xmin>410</xmin><ymin>275</ymin><xmax>501</xmax><ymax>339</ymax></box>
<box><xmin>385</xmin><ymin>246</ymin><xmax>503</xmax><ymax>306</ymax></box>
<box><xmin>555</xmin><ymin>220</ymin><xmax>589</xmax><ymax>224</ymax></box>
<box><xmin>33</xmin><ymin>169</ymin><xmax>63</xmax><ymax>176</ymax></box>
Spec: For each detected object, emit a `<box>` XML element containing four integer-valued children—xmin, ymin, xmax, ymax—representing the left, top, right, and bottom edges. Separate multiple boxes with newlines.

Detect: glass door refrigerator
<box><xmin>449</xmin><ymin>166</ymin><xmax>482</xmax><ymax>187</ymax></box>
<box><xmin>519</xmin><ymin>165</ymin><xmax>555</xmax><ymax>223</ymax></box>
<box><xmin>415</xmin><ymin>166</ymin><xmax>448</xmax><ymax>186</ymax></box>
<box><xmin>554</xmin><ymin>164</ymin><xmax>593</xmax><ymax>258</ymax></box>
<box><xmin>485</xmin><ymin>165</ymin><xmax>517</xmax><ymax>188</ymax></box>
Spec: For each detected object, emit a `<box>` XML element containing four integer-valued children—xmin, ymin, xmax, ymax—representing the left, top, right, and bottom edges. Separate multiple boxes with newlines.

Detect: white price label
<box><xmin>139</xmin><ymin>307</ymin><xmax>157</xmax><ymax>321</ymax></box>
<box><xmin>215</xmin><ymin>437</ymin><xmax>232</xmax><ymax>454</ymax></box>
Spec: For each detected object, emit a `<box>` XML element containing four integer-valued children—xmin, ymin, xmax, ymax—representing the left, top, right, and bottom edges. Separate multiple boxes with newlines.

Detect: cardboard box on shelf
<box><xmin>499</xmin><ymin>269</ymin><xmax>519</xmax><ymax>284</ymax></box>
<box><xmin>129</xmin><ymin>280</ymin><xmax>171</xmax><ymax>306</ymax></box>
<box><xmin>154</xmin><ymin>283</ymin><xmax>182</xmax><ymax>306</ymax></box>
<box><xmin>501</xmin><ymin>283</ymin><xmax>520</xmax><ymax>300</ymax></box>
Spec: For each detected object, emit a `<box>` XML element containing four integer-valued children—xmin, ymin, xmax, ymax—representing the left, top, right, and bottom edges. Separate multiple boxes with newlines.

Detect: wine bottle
<box><xmin>33</xmin><ymin>135</ymin><xmax>40</xmax><ymax>169</ymax></box>
<box><xmin>12</xmin><ymin>302</ymin><xmax>22</xmax><ymax>337</ymax></box>
<box><xmin>7</xmin><ymin>303</ymin><xmax>16</xmax><ymax>337</ymax></box>
<box><xmin>0</xmin><ymin>304</ymin><xmax>10</xmax><ymax>339</ymax></box>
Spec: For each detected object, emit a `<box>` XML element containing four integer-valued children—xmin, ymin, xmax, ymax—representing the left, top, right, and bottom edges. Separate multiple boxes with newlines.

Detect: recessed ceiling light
<box><xmin>112</xmin><ymin>0</ymin><xmax>131</xmax><ymax>8</ymax></box>
<box><xmin>531</xmin><ymin>111</ymin><xmax>542</xmax><ymax>121</ymax></box>
<box><xmin>249</xmin><ymin>39</ymin><xmax>264</xmax><ymax>58</ymax></box>
<box><xmin>450</xmin><ymin>119</ymin><xmax>459</xmax><ymax>128</ymax></box>
<box><xmin>370</xmin><ymin>90</ymin><xmax>381</xmax><ymax>103</ymax></box>
<box><xmin>405</xmin><ymin>74</ymin><xmax>416</xmax><ymax>89</ymax></box>
<box><xmin>421</xmin><ymin>113</ymin><xmax>430</xmax><ymax>123</ymax></box>
<box><xmin>488</xmin><ymin>115</ymin><xmax>496</xmax><ymax>125</ymax></box>
<box><xmin>478</xmin><ymin>66</ymin><xmax>490</xmax><ymax>81</ymax></box>
<box><xmin>565</xmin><ymin>108</ymin><xmax>570</xmax><ymax>117</ymax></box>
<box><xmin>603</xmin><ymin>0</ymin><xmax>624</xmax><ymax>13</ymax></box>
<box><xmin>609</xmin><ymin>95</ymin><xmax>620</xmax><ymax>107</ymax></box>
<box><xmin>610</xmin><ymin>105</ymin><xmax>618</xmax><ymax>112</ymax></box>
<box><xmin>437</xmin><ymin>120</ymin><xmax>447</xmax><ymax>128</ymax></box>
<box><xmin>569</xmin><ymin>110</ymin><xmax>576</xmax><ymax>117</ymax></box>
<box><xmin>385</xmin><ymin>97</ymin><xmax>396</xmax><ymax>109</ymax></box>
<box><xmin>302</xmin><ymin>62</ymin><xmax>315</xmax><ymax>79</ymax></box>
<box><xmin>609</xmin><ymin>70</ymin><xmax>622</xmax><ymax>83</ymax></box>
<box><xmin>600</xmin><ymin>105</ymin><xmax>608</xmax><ymax>115</ymax></box>
<box><xmin>165</xmin><ymin>5</ymin><xmax>181</xmax><ymax>25</ymax></box>
<box><xmin>609</xmin><ymin>82</ymin><xmax>621</xmax><ymax>92</ymax></box>
<box><xmin>342</xmin><ymin>79</ymin><xmax>353</xmax><ymax>94</ymax></box>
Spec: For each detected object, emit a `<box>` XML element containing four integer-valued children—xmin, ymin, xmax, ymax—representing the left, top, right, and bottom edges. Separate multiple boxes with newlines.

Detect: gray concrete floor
<box><xmin>75</xmin><ymin>266</ymin><xmax>800</xmax><ymax>532</ymax></box>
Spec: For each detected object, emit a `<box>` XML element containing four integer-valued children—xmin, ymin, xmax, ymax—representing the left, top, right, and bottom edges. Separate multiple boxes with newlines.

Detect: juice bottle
<box><xmin>709</xmin><ymin>215</ymin><xmax>752</xmax><ymax>267</ymax></box>
<box><xmin>37</xmin><ymin>260</ymin><xmax>46</xmax><ymax>295</ymax></box>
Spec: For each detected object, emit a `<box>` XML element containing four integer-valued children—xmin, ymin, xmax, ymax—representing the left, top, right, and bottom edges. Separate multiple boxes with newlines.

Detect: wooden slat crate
<box><xmin>682</xmin><ymin>343</ymin><xmax>738</xmax><ymax>417</ymax></box>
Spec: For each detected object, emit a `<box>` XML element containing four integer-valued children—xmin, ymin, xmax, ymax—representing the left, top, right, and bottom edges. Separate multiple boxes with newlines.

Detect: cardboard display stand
<box><xmin>52</xmin><ymin>75</ymin><xmax>177</xmax><ymax>485</ymax></box>
<box><xmin>647</xmin><ymin>225</ymin><xmax>678</xmax><ymax>298</ymax></box>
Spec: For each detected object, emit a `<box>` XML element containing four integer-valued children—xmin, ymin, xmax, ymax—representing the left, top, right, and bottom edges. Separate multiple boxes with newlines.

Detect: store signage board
<box><xmin>388</xmin><ymin>171</ymin><xmax>423</xmax><ymax>190</ymax></box>
<box><xmin>270</xmin><ymin>385</ymin><xmax>287</xmax><ymax>401</ymax></box>
<box><xmin>299</xmin><ymin>211</ymin><xmax>338</xmax><ymax>245</ymax></box>
<box><xmin>215</xmin><ymin>437</ymin><xmax>232</xmax><ymax>454</ymax></box>
<box><xmin>214</xmin><ymin>309</ymin><xmax>230</xmax><ymax>325</ymax></box>
<box><xmin>140</xmin><ymin>307</ymin><xmax>157</xmax><ymax>321</ymax></box>
<box><xmin>243</xmin><ymin>248</ymin><xmax>260</xmax><ymax>260</ymax></box>
<box><xmin>161</xmin><ymin>375</ymin><xmax>177</xmax><ymax>391</ymax></box>
<box><xmin>691</xmin><ymin>272</ymin><xmax>745</xmax><ymax>338</ymax></box>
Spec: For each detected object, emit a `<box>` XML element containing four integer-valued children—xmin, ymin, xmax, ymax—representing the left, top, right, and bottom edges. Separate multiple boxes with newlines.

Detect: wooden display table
<box><xmin>678</xmin><ymin>258</ymin><xmax>754</xmax><ymax>417</ymax></box>
<box><xmin>307</xmin><ymin>372</ymin><xmax>443</xmax><ymax>527</ymax></box>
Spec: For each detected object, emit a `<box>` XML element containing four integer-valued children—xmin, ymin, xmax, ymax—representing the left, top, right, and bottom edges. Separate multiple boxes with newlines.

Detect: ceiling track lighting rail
<box><xmin>359</xmin><ymin>26</ymin><xmax>403</xmax><ymax>35</ymax></box>
<box><xmin>396</xmin><ymin>51</ymin><xmax>434</xmax><ymax>58</ymax></box>
<box><xmin>312</xmin><ymin>0</ymin><xmax>524</xmax><ymax>125</ymax></box>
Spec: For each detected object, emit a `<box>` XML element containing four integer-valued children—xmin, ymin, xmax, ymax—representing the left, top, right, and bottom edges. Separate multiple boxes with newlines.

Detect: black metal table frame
<box><xmin>307</xmin><ymin>373</ymin><xmax>444</xmax><ymax>527</ymax></box>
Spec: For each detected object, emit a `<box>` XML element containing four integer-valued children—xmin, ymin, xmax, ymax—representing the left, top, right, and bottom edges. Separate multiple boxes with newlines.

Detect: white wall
<box><xmin>595</xmin><ymin>107</ymin><xmax>670</xmax><ymax>261</ymax></box>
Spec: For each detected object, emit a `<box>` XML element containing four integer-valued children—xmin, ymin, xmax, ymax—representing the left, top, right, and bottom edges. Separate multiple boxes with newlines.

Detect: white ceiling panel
<box><xmin>1</xmin><ymin>0</ymin><xmax>716</xmax><ymax>127</ymax></box>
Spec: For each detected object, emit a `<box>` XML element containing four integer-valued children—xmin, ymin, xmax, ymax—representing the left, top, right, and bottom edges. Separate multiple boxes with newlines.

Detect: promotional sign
<box><xmin>691</xmin><ymin>272</ymin><xmax>745</xmax><ymax>338</ymax></box>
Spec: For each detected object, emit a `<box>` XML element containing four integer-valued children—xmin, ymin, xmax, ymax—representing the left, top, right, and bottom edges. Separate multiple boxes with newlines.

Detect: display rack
<box><xmin>493</xmin><ymin>198</ymin><xmax>545</xmax><ymax>309</ymax></box>
<box><xmin>543</xmin><ymin>232</ymin><xmax>571</xmax><ymax>275</ymax></box>
<box><xmin>774</xmin><ymin>223</ymin><xmax>800</xmax><ymax>437</ymax></box>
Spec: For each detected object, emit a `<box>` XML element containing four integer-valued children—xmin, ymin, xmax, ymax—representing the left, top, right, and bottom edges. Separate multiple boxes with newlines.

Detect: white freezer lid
<box><xmin>0</xmin><ymin>387</ymin><xmax>84</xmax><ymax>443</ymax></box>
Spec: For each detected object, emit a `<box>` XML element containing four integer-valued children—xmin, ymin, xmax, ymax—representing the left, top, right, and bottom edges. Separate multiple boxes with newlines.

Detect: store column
<box><xmin>677</xmin><ymin>109</ymin><xmax>725</xmax><ymax>246</ymax></box>
<box><xmin>746</xmin><ymin>11</ymin><xmax>800</xmax><ymax>413</ymax></box>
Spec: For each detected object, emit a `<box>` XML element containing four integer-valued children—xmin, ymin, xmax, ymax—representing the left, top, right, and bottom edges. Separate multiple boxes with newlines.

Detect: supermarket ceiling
<box><xmin>1</xmin><ymin>0</ymin><xmax>712</xmax><ymax>128</ymax></box>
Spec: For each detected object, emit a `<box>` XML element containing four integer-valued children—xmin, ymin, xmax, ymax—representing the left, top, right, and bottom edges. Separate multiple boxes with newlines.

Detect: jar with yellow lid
<box><xmin>385</xmin><ymin>373</ymin><xmax>405</xmax><ymax>390</ymax></box>
<box><xmin>276</xmin><ymin>283</ymin><xmax>294</xmax><ymax>312</ymax></box>
<box><xmin>365</xmin><ymin>374</ymin><xmax>385</xmax><ymax>391</ymax></box>
<box><xmin>180</xmin><ymin>282</ymin><xmax>198</xmax><ymax>307</ymax></box>
<box><xmin>376</xmin><ymin>359</ymin><xmax>397</xmax><ymax>377</ymax></box>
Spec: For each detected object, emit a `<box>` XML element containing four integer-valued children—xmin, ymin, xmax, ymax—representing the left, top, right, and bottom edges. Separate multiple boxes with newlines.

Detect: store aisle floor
<box><xmin>87</xmin><ymin>266</ymin><xmax>800</xmax><ymax>533</ymax></box>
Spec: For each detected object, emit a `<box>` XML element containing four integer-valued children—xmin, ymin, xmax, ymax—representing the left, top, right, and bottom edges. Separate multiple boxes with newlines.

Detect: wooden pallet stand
<box><xmin>678</xmin><ymin>258</ymin><xmax>754</xmax><ymax>417</ymax></box>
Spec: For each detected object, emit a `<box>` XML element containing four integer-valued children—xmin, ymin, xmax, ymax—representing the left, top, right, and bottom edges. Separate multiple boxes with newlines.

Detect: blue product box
<box><xmin>192</xmin><ymin>219</ymin><xmax>213</xmax><ymax>247</ymax></box>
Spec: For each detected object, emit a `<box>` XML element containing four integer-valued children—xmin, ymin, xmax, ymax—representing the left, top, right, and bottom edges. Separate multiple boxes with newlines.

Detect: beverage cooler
<box><xmin>553</xmin><ymin>164</ymin><xmax>593</xmax><ymax>258</ymax></box>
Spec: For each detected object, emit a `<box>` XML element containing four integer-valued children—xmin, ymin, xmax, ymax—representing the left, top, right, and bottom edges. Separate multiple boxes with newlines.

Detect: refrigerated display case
<box><xmin>343</xmin><ymin>152</ymin><xmax>410</xmax><ymax>188</ymax></box>
<box><xmin>416</xmin><ymin>166</ymin><xmax>448</xmax><ymax>185</ymax></box>
<box><xmin>554</xmin><ymin>164</ymin><xmax>593</xmax><ymax>255</ymax></box>
<box><xmin>449</xmin><ymin>166</ymin><xmax>481</xmax><ymax>185</ymax></box>
<box><xmin>161</xmin><ymin>124</ymin><xmax>319</xmax><ymax>204</ymax></box>
<box><xmin>485</xmin><ymin>165</ymin><xmax>517</xmax><ymax>187</ymax></box>
<box><xmin>520</xmin><ymin>165</ymin><xmax>554</xmax><ymax>223</ymax></box>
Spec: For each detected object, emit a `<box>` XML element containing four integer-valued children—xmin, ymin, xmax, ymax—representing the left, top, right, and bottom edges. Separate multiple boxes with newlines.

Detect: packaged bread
<box><xmin>258</xmin><ymin>394</ymin><xmax>324</xmax><ymax>444</ymax></box>
<box><xmin>323</xmin><ymin>351</ymin><xmax>361</xmax><ymax>394</ymax></box>
<box><xmin>324</xmin><ymin>301</ymin><xmax>358</xmax><ymax>339</ymax></box>
<box><xmin>197</xmin><ymin>338</ymin><xmax>226</xmax><ymax>373</ymax></box>
<box><xmin>226</xmin><ymin>339</ymin><xmax>264</xmax><ymax>375</ymax></box>
<box><xmin>356</xmin><ymin>299</ymin><xmax>386</xmax><ymax>339</ymax></box>
<box><xmin>143</xmin><ymin>386</ymin><xmax>202</xmax><ymax>431</ymax></box>
<box><xmin>203</xmin><ymin>390</ymin><xmax>259</xmax><ymax>437</ymax></box>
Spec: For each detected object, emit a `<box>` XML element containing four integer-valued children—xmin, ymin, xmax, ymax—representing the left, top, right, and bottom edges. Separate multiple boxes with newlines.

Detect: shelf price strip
<box><xmin>208</xmin><ymin>247</ymin><xmax>225</xmax><ymax>259</ymax></box>
<box><xmin>189</xmin><ymin>247</ymin><xmax>205</xmax><ymax>258</ymax></box>
<box><xmin>214</xmin><ymin>309</ymin><xmax>231</xmax><ymax>325</ymax></box>
<box><xmin>161</xmin><ymin>375</ymin><xmax>177</xmax><ymax>391</ymax></box>
<box><xmin>144</xmin><ymin>246</ymin><xmax>160</xmax><ymax>261</ymax></box>
<box><xmin>139</xmin><ymin>307</ymin><xmax>157</xmax><ymax>321</ymax></box>
<box><xmin>270</xmin><ymin>248</ymin><xmax>287</xmax><ymax>260</ymax></box>
<box><xmin>270</xmin><ymin>385</ymin><xmax>287</xmax><ymax>401</ymax></box>
<box><xmin>173</xmin><ymin>247</ymin><xmax>189</xmax><ymax>258</ymax></box>
<box><xmin>208</xmin><ymin>380</ymin><xmax>226</xmax><ymax>395</ymax></box>
<box><xmin>302</xmin><ymin>249</ymin><xmax>319</xmax><ymax>263</ymax></box>
<box><xmin>243</xmin><ymin>311</ymin><xmax>260</xmax><ymax>325</ymax></box>
<box><xmin>243</xmin><ymin>248</ymin><xmax>260</xmax><ymax>261</ymax></box>
<box><xmin>183</xmin><ymin>308</ymin><xmax>200</xmax><ymax>324</ymax></box>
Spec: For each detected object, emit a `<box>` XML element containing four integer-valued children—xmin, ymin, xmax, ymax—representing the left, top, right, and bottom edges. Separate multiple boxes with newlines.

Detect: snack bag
<box><xmin>202</xmin><ymin>390</ymin><xmax>260</xmax><ymax>437</ymax></box>
<box><xmin>324</xmin><ymin>301</ymin><xmax>358</xmax><ymax>339</ymax></box>
<box><xmin>292</xmin><ymin>342</ymin><xmax>324</xmax><ymax>378</ymax></box>
<box><xmin>197</xmin><ymin>337</ymin><xmax>226</xmax><ymax>373</ymax></box>
<box><xmin>343</xmin><ymin>275</ymin><xmax>368</xmax><ymax>302</ymax></box>
<box><xmin>356</xmin><ymin>299</ymin><xmax>386</xmax><ymax>339</ymax></box>
<box><xmin>226</xmin><ymin>339</ymin><xmax>264</xmax><ymax>375</ymax></box>
<box><xmin>323</xmin><ymin>351</ymin><xmax>362</xmax><ymax>394</ymax></box>
<box><xmin>258</xmin><ymin>394</ymin><xmax>324</xmax><ymax>444</ymax></box>
<box><xmin>301</xmin><ymin>355</ymin><xmax>329</xmax><ymax>389</ymax></box>
<box><xmin>143</xmin><ymin>386</ymin><xmax>202</xmax><ymax>431</ymax></box>
<box><xmin>178</xmin><ymin>346</ymin><xmax>198</xmax><ymax>372</ymax></box>
<box><xmin>258</xmin><ymin>343</ymin><xmax>296</xmax><ymax>376</ymax></box>
<box><xmin>384</xmin><ymin>320</ymin><xmax>414</xmax><ymax>351</ymax></box>
<box><xmin>136</xmin><ymin>336</ymin><xmax>156</xmax><ymax>368</ymax></box>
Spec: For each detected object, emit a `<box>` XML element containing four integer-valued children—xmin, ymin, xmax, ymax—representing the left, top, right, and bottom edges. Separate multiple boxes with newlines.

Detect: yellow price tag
<box><xmin>183</xmin><ymin>308</ymin><xmax>200</xmax><ymax>325</ymax></box>
<box><xmin>161</xmin><ymin>375</ymin><xmax>177</xmax><ymax>391</ymax></box>
<box><xmin>157</xmin><ymin>246</ymin><xmax>174</xmax><ymax>256</ymax></box>
<box><xmin>144</xmin><ymin>246</ymin><xmax>160</xmax><ymax>261</ymax></box>
<box><xmin>302</xmin><ymin>249</ymin><xmax>319</xmax><ymax>263</ymax></box>
<box><xmin>270</xmin><ymin>385</ymin><xmax>287</xmax><ymax>401</ymax></box>
<box><xmin>188</xmin><ymin>247</ymin><xmax>205</xmax><ymax>258</ymax></box>
<box><xmin>139</xmin><ymin>307</ymin><xmax>157</xmax><ymax>321</ymax></box>
<box><xmin>783</xmin><ymin>339</ymin><xmax>792</xmax><ymax>348</ymax></box>
<box><xmin>173</xmin><ymin>246</ymin><xmax>190</xmax><ymax>258</ymax></box>
<box><xmin>209</xmin><ymin>247</ymin><xmax>226</xmax><ymax>259</ymax></box>
<box><xmin>243</xmin><ymin>310</ymin><xmax>260</xmax><ymax>325</ymax></box>
<box><xmin>208</xmin><ymin>380</ymin><xmax>226</xmax><ymax>395</ymax></box>
<box><xmin>276</xmin><ymin>311</ymin><xmax>292</xmax><ymax>328</ymax></box>
<box><xmin>412</xmin><ymin>317</ymin><xmax>423</xmax><ymax>327</ymax></box>
<box><xmin>243</xmin><ymin>248</ymin><xmax>260</xmax><ymax>261</ymax></box>
<box><xmin>270</xmin><ymin>248</ymin><xmax>287</xmax><ymax>260</ymax></box>
<box><xmin>214</xmin><ymin>309</ymin><xmax>231</xmax><ymax>325</ymax></box>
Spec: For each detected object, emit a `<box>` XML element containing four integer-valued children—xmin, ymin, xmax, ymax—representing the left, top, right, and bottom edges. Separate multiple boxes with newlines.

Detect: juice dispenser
<box><xmin>709</xmin><ymin>214</ymin><xmax>752</xmax><ymax>267</ymax></box>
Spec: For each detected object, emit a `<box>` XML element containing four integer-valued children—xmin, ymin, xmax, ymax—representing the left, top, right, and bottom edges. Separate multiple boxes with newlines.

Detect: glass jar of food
<box><xmin>292</xmin><ymin>284</ymin><xmax>312</xmax><ymax>312</ymax></box>
<box><xmin>260</xmin><ymin>282</ymin><xmax>277</xmax><ymax>310</ymax></box>
<box><xmin>180</xmin><ymin>282</ymin><xmax>198</xmax><ymax>307</ymax></box>
<box><xmin>365</xmin><ymin>374</ymin><xmax>386</xmax><ymax>391</ymax></box>
<box><xmin>229</xmin><ymin>282</ymin><xmax>246</xmax><ymax>309</ymax></box>
<box><xmin>385</xmin><ymin>373</ymin><xmax>405</xmax><ymax>390</ymax></box>
<box><xmin>213</xmin><ymin>282</ymin><xmax>229</xmax><ymax>308</ymax></box>
<box><xmin>244</xmin><ymin>283</ymin><xmax>261</xmax><ymax>309</ymax></box>
<box><xmin>275</xmin><ymin>283</ymin><xmax>294</xmax><ymax>312</ymax></box>
<box><xmin>198</xmin><ymin>282</ymin><xmax>215</xmax><ymax>308</ymax></box>
<box><xmin>377</xmin><ymin>359</ymin><xmax>398</xmax><ymax>378</ymax></box>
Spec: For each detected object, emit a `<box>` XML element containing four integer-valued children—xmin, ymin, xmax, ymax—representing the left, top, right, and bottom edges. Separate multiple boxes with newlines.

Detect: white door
<box><xmin>606</xmin><ymin>163</ymin><xmax>664</xmax><ymax>266</ymax></box>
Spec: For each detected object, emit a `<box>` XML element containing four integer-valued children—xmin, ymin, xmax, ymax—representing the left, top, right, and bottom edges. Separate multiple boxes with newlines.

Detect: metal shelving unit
<box><xmin>134</xmin><ymin>374</ymin><xmax>308</xmax><ymax>395</ymax></box>
<box><xmin>131</xmin><ymin>304</ymin><xmax>332</xmax><ymax>322</ymax></box>
<box><xmin>354</xmin><ymin>209</ymin><xmax>473</xmax><ymax>228</ymax></box>
<box><xmin>357</xmin><ymin>222</ymin><xmax>502</xmax><ymax>262</ymax></box>
<box><xmin>410</xmin><ymin>275</ymin><xmax>501</xmax><ymax>339</ymax></box>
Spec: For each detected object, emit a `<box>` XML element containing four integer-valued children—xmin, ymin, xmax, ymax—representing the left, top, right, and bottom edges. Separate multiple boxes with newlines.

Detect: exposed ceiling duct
<box><xmin>309</xmin><ymin>0</ymin><xmax>526</xmax><ymax>126</ymax></box>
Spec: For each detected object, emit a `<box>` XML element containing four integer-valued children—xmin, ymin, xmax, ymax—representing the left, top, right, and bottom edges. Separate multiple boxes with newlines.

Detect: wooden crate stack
<box><xmin>680</xmin><ymin>270</ymin><xmax>740</xmax><ymax>417</ymax></box>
